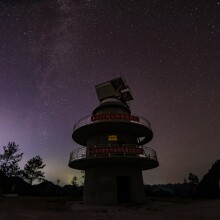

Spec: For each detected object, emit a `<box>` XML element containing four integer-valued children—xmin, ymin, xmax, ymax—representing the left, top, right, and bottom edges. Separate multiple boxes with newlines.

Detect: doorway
<box><xmin>116</xmin><ymin>176</ymin><xmax>131</xmax><ymax>203</ymax></box>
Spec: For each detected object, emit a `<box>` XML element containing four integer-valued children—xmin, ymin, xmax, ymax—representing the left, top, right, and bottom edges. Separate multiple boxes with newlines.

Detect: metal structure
<box><xmin>68</xmin><ymin>77</ymin><xmax>159</xmax><ymax>205</ymax></box>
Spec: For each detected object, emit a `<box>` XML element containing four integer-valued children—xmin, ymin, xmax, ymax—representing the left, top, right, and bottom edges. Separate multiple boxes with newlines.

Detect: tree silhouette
<box><xmin>21</xmin><ymin>155</ymin><xmax>46</xmax><ymax>185</ymax></box>
<box><xmin>188</xmin><ymin>172</ymin><xmax>199</xmax><ymax>197</ymax></box>
<box><xmin>71</xmin><ymin>176</ymin><xmax>78</xmax><ymax>187</ymax></box>
<box><xmin>0</xmin><ymin>142</ymin><xmax>23</xmax><ymax>177</ymax></box>
<box><xmin>188</xmin><ymin>173</ymin><xmax>199</xmax><ymax>185</ymax></box>
<box><xmin>199</xmin><ymin>160</ymin><xmax>220</xmax><ymax>197</ymax></box>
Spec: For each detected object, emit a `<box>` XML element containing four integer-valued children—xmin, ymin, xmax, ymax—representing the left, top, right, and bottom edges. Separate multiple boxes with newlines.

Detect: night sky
<box><xmin>0</xmin><ymin>0</ymin><xmax>219</xmax><ymax>185</ymax></box>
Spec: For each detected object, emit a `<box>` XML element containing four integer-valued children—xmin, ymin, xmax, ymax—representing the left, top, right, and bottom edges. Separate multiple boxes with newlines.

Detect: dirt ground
<box><xmin>0</xmin><ymin>196</ymin><xmax>220</xmax><ymax>220</ymax></box>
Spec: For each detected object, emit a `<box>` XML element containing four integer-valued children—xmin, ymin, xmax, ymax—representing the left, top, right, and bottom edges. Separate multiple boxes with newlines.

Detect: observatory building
<box><xmin>69</xmin><ymin>77</ymin><xmax>159</xmax><ymax>205</ymax></box>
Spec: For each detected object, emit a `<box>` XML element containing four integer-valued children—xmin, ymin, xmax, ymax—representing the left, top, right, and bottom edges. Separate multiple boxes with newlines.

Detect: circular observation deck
<box><xmin>72</xmin><ymin>114</ymin><xmax>153</xmax><ymax>146</ymax></box>
<box><xmin>68</xmin><ymin>145</ymin><xmax>159</xmax><ymax>170</ymax></box>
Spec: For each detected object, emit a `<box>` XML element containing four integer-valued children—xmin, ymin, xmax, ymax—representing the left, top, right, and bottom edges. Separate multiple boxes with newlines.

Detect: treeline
<box><xmin>0</xmin><ymin>142</ymin><xmax>84</xmax><ymax>197</ymax></box>
<box><xmin>145</xmin><ymin>160</ymin><xmax>220</xmax><ymax>198</ymax></box>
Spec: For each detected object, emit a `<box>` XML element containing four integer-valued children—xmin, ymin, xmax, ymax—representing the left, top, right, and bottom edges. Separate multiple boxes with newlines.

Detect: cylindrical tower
<box><xmin>69</xmin><ymin>77</ymin><xmax>159</xmax><ymax>205</ymax></box>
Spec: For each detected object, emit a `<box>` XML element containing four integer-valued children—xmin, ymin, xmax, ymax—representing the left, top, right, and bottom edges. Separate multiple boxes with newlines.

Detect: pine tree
<box><xmin>21</xmin><ymin>155</ymin><xmax>46</xmax><ymax>185</ymax></box>
<box><xmin>0</xmin><ymin>142</ymin><xmax>23</xmax><ymax>177</ymax></box>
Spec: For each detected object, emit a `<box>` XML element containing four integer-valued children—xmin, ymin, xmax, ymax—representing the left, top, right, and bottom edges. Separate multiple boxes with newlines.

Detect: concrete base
<box><xmin>83</xmin><ymin>165</ymin><xmax>145</xmax><ymax>205</ymax></box>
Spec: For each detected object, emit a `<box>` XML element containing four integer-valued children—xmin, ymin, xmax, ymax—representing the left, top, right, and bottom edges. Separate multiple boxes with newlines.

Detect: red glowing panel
<box><xmin>91</xmin><ymin>114</ymin><xmax>139</xmax><ymax>122</ymax></box>
<box><xmin>88</xmin><ymin>146</ymin><xmax>144</xmax><ymax>155</ymax></box>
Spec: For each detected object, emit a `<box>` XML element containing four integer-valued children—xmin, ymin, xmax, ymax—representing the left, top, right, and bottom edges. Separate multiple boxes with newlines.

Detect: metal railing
<box><xmin>73</xmin><ymin>114</ymin><xmax>151</xmax><ymax>131</ymax></box>
<box><xmin>69</xmin><ymin>144</ymin><xmax>158</xmax><ymax>164</ymax></box>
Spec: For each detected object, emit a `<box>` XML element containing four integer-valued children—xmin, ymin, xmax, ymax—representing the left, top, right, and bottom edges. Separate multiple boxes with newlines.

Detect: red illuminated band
<box><xmin>91</xmin><ymin>114</ymin><xmax>139</xmax><ymax>122</ymax></box>
<box><xmin>89</xmin><ymin>147</ymin><xmax>144</xmax><ymax>155</ymax></box>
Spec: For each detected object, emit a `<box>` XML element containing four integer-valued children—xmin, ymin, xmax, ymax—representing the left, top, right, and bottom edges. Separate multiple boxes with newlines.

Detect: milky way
<box><xmin>0</xmin><ymin>0</ymin><xmax>220</xmax><ymax>185</ymax></box>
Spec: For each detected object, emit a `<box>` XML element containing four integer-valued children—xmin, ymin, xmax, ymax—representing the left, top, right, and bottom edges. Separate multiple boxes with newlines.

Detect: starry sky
<box><xmin>0</xmin><ymin>0</ymin><xmax>219</xmax><ymax>185</ymax></box>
